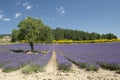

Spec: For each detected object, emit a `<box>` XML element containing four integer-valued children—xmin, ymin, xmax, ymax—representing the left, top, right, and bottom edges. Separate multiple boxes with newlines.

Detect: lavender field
<box><xmin>0</xmin><ymin>43</ymin><xmax>52</xmax><ymax>73</ymax></box>
<box><xmin>55</xmin><ymin>42</ymin><xmax>120</xmax><ymax>71</ymax></box>
<box><xmin>0</xmin><ymin>42</ymin><xmax>120</xmax><ymax>73</ymax></box>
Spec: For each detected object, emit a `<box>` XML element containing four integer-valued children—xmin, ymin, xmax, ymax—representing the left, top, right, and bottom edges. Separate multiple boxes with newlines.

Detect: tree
<box><xmin>11</xmin><ymin>29</ymin><xmax>19</xmax><ymax>42</ymax></box>
<box><xmin>12</xmin><ymin>17</ymin><xmax>52</xmax><ymax>51</ymax></box>
<box><xmin>89</xmin><ymin>32</ymin><xmax>100</xmax><ymax>40</ymax></box>
<box><xmin>105</xmin><ymin>33</ymin><xmax>117</xmax><ymax>39</ymax></box>
<box><xmin>53</xmin><ymin>28</ymin><xmax>64</xmax><ymax>40</ymax></box>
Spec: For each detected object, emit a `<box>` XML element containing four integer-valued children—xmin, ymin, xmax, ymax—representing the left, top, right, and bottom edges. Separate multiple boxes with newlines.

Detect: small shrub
<box><xmin>107</xmin><ymin>64</ymin><xmax>120</xmax><ymax>70</ymax></box>
<box><xmin>58</xmin><ymin>64</ymin><xmax>71</xmax><ymax>72</ymax></box>
<box><xmin>78</xmin><ymin>63</ymin><xmax>87</xmax><ymax>68</ymax></box>
<box><xmin>99</xmin><ymin>62</ymin><xmax>120</xmax><ymax>70</ymax></box>
<box><xmin>2</xmin><ymin>67</ymin><xmax>18</xmax><ymax>73</ymax></box>
<box><xmin>86</xmin><ymin>64</ymin><xmax>99</xmax><ymax>71</ymax></box>
<box><xmin>2</xmin><ymin>62</ymin><xmax>22</xmax><ymax>73</ymax></box>
<box><xmin>22</xmin><ymin>65</ymin><xmax>44</xmax><ymax>74</ymax></box>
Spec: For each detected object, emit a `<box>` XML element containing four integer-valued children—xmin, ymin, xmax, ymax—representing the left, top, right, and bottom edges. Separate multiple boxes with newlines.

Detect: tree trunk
<box><xmin>29</xmin><ymin>42</ymin><xmax>34</xmax><ymax>52</ymax></box>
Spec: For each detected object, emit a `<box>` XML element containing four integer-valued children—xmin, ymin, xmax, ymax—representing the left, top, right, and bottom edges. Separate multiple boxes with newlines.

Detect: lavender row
<box><xmin>0</xmin><ymin>52</ymin><xmax>25</xmax><ymax>67</ymax></box>
<box><xmin>63</xmin><ymin>51</ymin><xmax>99</xmax><ymax>71</ymax></box>
<box><xmin>56</xmin><ymin>51</ymin><xmax>72</xmax><ymax>71</ymax></box>
<box><xmin>30</xmin><ymin>49</ymin><xmax>53</xmax><ymax>68</ymax></box>
<box><xmin>56</xmin><ymin>42</ymin><xmax>120</xmax><ymax>71</ymax></box>
<box><xmin>22</xmin><ymin>50</ymin><xmax>53</xmax><ymax>74</ymax></box>
<box><xmin>2</xmin><ymin>53</ymin><xmax>43</xmax><ymax>72</ymax></box>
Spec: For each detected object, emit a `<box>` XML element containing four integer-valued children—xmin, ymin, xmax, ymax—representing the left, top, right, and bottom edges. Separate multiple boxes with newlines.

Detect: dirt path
<box><xmin>45</xmin><ymin>50</ymin><xmax>58</xmax><ymax>73</ymax></box>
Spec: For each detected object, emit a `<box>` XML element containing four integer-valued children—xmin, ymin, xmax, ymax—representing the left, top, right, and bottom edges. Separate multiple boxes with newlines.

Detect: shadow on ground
<box><xmin>9</xmin><ymin>49</ymin><xmax>26</xmax><ymax>53</ymax></box>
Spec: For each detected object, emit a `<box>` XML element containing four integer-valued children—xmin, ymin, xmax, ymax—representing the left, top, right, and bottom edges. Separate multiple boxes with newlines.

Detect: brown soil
<box><xmin>45</xmin><ymin>50</ymin><xmax>58</xmax><ymax>73</ymax></box>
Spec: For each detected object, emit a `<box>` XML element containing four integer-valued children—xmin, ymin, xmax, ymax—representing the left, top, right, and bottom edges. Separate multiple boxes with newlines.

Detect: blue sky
<box><xmin>0</xmin><ymin>0</ymin><xmax>120</xmax><ymax>37</ymax></box>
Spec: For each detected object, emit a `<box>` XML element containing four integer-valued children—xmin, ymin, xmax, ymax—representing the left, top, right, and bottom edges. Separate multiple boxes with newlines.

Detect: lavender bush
<box><xmin>2</xmin><ymin>53</ymin><xmax>43</xmax><ymax>72</ymax></box>
<box><xmin>22</xmin><ymin>50</ymin><xmax>53</xmax><ymax>74</ymax></box>
<box><xmin>56</xmin><ymin>51</ymin><xmax>72</xmax><ymax>71</ymax></box>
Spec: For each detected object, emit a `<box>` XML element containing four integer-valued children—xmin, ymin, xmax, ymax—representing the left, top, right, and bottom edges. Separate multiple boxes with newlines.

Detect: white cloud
<box><xmin>0</xmin><ymin>14</ymin><xmax>4</xmax><ymax>19</ymax></box>
<box><xmin>3</xmin><ymin>18</ymin><xmax>11</xmax><ymax>21</ymax></box>
<box><xmin>26</xmin><ymin>5</ymin><xmax>33</xmax><ymax>10</ymax></box>
<box><xmin>0</xmin><ymin>12</ymin><xmax>11</xmax><ymax>21</ymax></box>
<box><xmin>15</xmin><ymin>12</ymin><xmax>22</xmax><ymax>18</ymax></box>
<box><xmin>22</xmin><ymin>2</ymin><xmax>33</xmax><ymax>10</ymax></box>
<box><xmin>22</xmin><ymin>2</ymin><xmax>29</xmax><ymax>7</ymax></box>
<box><xmin>56</xmin><ymin>6</ymin><xmax>65</xmax><ymax>16</ymax></box>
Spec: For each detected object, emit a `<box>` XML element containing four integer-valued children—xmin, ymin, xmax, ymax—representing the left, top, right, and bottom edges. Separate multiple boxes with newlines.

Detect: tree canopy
<box><xmin>11</xmin><ymin>17</ymin><xmax>52</xmax><ymax>51</ymax></box>
<box><xmin>17</xmin><ymin>17</ymin><xmax>52</xmax><ymax>43</ymax></box>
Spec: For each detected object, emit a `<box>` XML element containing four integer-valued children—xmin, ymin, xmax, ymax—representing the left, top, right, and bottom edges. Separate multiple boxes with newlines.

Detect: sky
<box><xmin>0</xmin><ymin>0</ymin><xmax>120</xmax><ymax>37</ymax></box>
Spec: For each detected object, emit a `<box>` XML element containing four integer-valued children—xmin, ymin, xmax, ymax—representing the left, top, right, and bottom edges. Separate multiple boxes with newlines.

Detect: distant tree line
<box><xmin>52</xmin><ymin>28</ymin><xmax>117</xmax><ymax>40</ymax></box>
<box><xmin>11</xmin><ymin>17</ymin><xmax>117</xmax><ymax>45</ymax></box>
<box><xmin>12</xmin><ymin>27</ymin><xmax>117</xmax><ymax>42</ymax></box>
<box><xmin>0</xmin><ymin>34</ymin><xmax>11</xmax><ymax>39</ymax></box>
